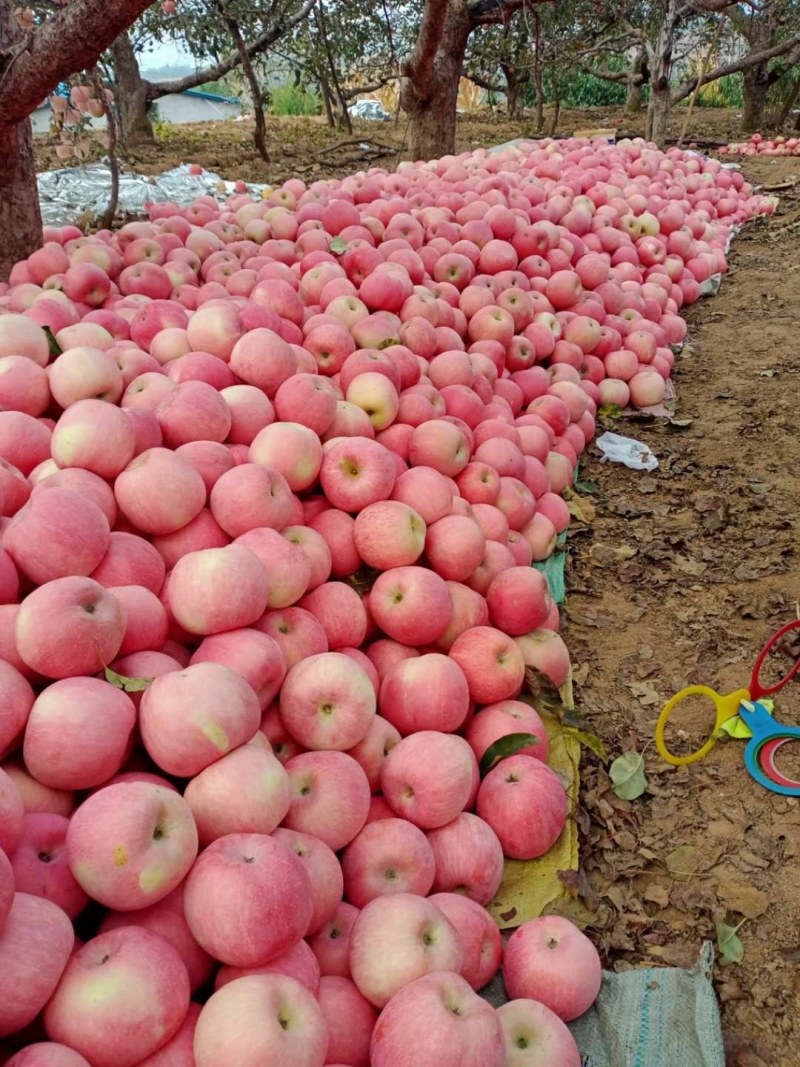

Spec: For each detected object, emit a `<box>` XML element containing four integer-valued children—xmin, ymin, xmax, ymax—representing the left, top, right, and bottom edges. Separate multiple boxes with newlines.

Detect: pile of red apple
<box><xmin>719</xmin><ymin>132</ymin><xmax>800</xmax><ymax>156</ymax></box>
<box><xmin>0</xmin><ymin>135</ymin><xmax>772</xmax><ymax>1066</ymax></box>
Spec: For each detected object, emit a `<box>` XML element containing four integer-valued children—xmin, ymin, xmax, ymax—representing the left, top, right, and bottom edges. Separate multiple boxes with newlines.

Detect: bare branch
<box><xmin>672</xmin><ymin>33</ymin><xmax>800</xmax><ymax>101</ymax></box>
<box><xmin>148</xmin><ymin>0</ymin><xmax>316</xmax><ymax>100</ymax></box>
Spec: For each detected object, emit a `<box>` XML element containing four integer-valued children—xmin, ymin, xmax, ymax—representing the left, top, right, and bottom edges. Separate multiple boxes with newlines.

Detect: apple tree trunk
<box><xmin>401</xmin><ymin>0</ymin><xmax>472</xmax><ymax>161</ymax></box>
<box><xmin>0</xmin><ymin>118</ymin><xmax>43</xmax><ymax>280</ymax></box>
<box><xmin>111</xmin><ymin>34</ymin><xmax>156</xmax><ymax>149</ymax></box>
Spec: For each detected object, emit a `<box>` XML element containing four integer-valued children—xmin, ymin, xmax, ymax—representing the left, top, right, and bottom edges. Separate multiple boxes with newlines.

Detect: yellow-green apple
<box><xmin>279</xmin><ymin>652</ymin><xmax>376</xmax><ymax>750</ymax></box>
<box><xmin>44</xmin><ymin>926</ymin><xmax>190</xmax><ymax>1067</ymax></box>
<box><xmin>349</xmin><ymin>893</ymin><xmax>464</xmax><ymax>1008</ymax></box>
<box><xmin>193</xmin><ymin>974</ymin><xmax>329</xmax><ymax>1067</ymax></box>
<box><xmin>15</xmin><ymin>577</ymin><xmax>126</xmax><ymax>680</ymax></box>
<box><xmin>0</xmin><ymin>893</ymin><xmax>74</xmax><ymax>1038</ymax></box>
<box><xmin>345</xmin><ymin>372</ymin><xmax>400</xmax><ymax>431</ymax></box>
<box><xmin>502</xmin><ymin>915</ymin><xmax>602</xmax><ymax>1021</ymax></box>
<box><xmin>427</xmin><ymin>811</ymin><xmax>504</xmax><ymax>904</ymax></box>
<box><xmin>477</xmin><ymin>754</ymin><xmax>566</xmax><ymax>860</ymax></box>
<box><xmin>283</xmin><ymin>751</ymin><xmax>371</xmax><ymax>851</ymax></box>
<box><xmin>341</xmin><ymin>817</ymin><xmax>435</xmax><ymax>907</ymax></box>
<box><xmin>428</xmin><ymin>892</ymin><xmax>502</xmax><ymax>990</ymax></box>
<box><xmin>183</xmin><ymin>833</ymin><xmax>313</xmax><ymax>966</ymax></box>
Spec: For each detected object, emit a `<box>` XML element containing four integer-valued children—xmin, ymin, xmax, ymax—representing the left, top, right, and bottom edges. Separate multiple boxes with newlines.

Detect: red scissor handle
<box><xmin>751</xmin><ymin>619</ymin><xmax>800</xmax><ymax>699</ymax></box>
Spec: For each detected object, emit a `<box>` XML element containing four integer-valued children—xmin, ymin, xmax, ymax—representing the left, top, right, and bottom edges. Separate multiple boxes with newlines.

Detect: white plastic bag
<box><xmin>595</xmin><ymin>432</ymin><xmax>658</xmax><ymax>472</ymax></box>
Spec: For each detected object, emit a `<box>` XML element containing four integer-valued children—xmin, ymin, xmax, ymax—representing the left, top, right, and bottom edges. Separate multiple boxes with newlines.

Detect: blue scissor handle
<box><xmin>740</xmin><ymin>700</ymin><xmax>800</xmax><ymax>797</ymax></box>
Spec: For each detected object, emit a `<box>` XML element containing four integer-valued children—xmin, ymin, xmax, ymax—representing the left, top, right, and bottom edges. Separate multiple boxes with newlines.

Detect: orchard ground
<box><xmin>36</xmin><ymin>107</ymin><xmax>800</xmax><ymax>1065</ymax></box>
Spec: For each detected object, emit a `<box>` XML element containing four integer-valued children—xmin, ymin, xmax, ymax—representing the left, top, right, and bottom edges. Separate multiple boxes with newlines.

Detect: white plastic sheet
<box><xmin>595</xmin><ymin>432</ymin><xmax>659</xmax><ymax>472</ymax></box>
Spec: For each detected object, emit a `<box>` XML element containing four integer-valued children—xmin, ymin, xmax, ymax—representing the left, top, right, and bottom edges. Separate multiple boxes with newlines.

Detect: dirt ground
<box><xmin>561</xmin><ymin>154</ymin><xmax>800</xmax><ymax>1067</ymax></box>
<box><xmin>35</xmin><ymin>105</ymin><xmax>755</xmax><ymax>186</ymax></box>
<box><xmin>34</xmin><ymin>107</ymin><xmax>800</xmax><ymax>1064</ymax></box>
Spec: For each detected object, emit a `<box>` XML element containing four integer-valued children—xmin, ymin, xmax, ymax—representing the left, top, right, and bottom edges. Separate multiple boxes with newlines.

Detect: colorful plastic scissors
<box><xmin>655</xmin><ymin>620</ymin><xmax>800</xmax><ymax>796</ymax></box>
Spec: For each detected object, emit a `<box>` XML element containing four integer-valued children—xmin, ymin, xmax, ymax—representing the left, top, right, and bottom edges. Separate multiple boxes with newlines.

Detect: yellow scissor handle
<box><xmin>656</xmin><ymin>686</ymin><xmax>751</xmax><ymax>766</ymax></box>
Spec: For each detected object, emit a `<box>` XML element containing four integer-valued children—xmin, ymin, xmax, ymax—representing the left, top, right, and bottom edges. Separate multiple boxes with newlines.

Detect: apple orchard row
<box><xmin>0</xmin><ymin>137</ymin><xmax>772</xmax><ymax>1067</ymax></box>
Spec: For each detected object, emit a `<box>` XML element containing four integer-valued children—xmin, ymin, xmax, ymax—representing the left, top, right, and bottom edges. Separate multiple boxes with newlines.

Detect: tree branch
<box><xmin>468</xmin><ymin>0</ymin><xmax>551</xmax><ymax>27</ymax></box>
<box><xmin>671</xmin><ymin>33</ymin><xmax>800</xmax><ymax>101</ymax></box>
<box><xmin>1</xmin><ymin>0</ymin><xmax>155</xmax><ymax>124</ymax></box>
<box><xmin>147</xmin><ymin>0</ymin><xmax>316</xmax><ymax>100</ymax></box>
<box><xmin>464</xmin><ymin>68</ymin><xmax>504</xmax><ymax>93</ymax></box>
<box><xmin>401</xmin><ymin>0</ymin><xmax>450</xmax><ymax>95</ymax></box>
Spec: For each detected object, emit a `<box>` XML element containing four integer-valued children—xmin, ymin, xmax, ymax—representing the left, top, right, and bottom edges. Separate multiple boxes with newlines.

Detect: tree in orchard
<box><xmin>719</xmin><ymin>0</ymin><xmax>800</xmax><ymax>132</ymax></box>
<box><xmin>0</xmin><ymin>0</ymin><xmax>159</xmax><ymax>279</ymax></box>
<box><xmin>585</xmin><ymin>0</ymin><xmax>800</xmax><ymax>145</ymax></box>
<box><xmin>400</xmin><ymin>0</ymin><xmax>554</xmax><ymax>161</ymax></box>
<box><xmin>109</xmin><ymin>0</ymin><xmax>317</xmax><ymax>149</ymax></box>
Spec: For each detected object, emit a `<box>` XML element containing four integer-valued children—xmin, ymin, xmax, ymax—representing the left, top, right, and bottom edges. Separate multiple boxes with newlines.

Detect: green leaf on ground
<box><xmin>609</xmin><ymin>751</ymin><xmax>648</xmax><ymax>799</ymax></box>
<box><xmin>716</xmin><ymin>920</ymin><xmax>745</xmax><ymax>965</ymax></box>
<box><xmin>479</xmin><ymin>733</ymin><xmax>540</xmax><ymax>777</ymax></box>
<box><xmin>104</xmin><ymin>667</ymin><xmax>154</xmax><ymax>693</ymax></box>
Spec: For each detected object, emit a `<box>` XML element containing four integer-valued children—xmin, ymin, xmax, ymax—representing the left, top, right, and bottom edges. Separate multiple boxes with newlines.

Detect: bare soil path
<box><xmin>564</xmin><ymin>155</ymin><xmax>800</xmax><ymax>1067</ymax></box>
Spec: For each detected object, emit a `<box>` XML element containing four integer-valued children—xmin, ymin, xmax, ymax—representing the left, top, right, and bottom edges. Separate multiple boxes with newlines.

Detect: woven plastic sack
<box><xmin>569</xmin><ymin>942</ymin><xmax>724</xmax><ymax>1067</ymax></box>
